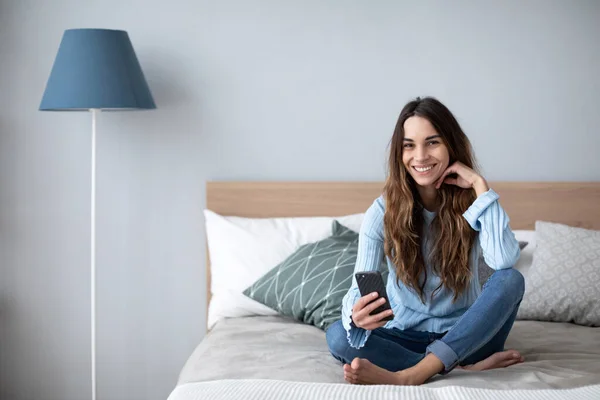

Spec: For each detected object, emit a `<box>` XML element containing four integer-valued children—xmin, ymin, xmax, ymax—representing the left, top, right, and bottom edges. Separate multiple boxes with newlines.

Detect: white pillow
<box><xmin>204</xmin><ymin>210</ymin><xmax>364</xmax><ymax>329</ymax></box>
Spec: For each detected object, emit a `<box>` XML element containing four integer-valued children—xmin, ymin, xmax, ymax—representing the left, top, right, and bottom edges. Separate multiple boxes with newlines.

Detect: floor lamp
<box><xmin>39</xmin><ymin>28</ymin><xmax>156</xmax><ymax>400</ymax></box>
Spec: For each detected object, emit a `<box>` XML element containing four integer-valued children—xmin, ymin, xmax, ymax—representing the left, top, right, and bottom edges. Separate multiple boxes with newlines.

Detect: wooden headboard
<box><xmin>205</xmin><ymin>181</ymin><xmax>600</xmax><ymax>318</ymax></box>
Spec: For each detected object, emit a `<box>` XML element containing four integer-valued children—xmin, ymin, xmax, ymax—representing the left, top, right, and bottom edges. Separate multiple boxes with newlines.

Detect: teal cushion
<box><xmin>243</xmin><ymin>221</ymin><xmax>387</xmax><ymax>331</ymax></box>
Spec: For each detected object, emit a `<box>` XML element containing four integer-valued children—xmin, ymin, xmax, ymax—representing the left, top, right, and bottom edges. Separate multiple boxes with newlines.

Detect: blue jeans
<box><xmin>326</xmin><ymin>268</ymin><xmax>525</xmax><ymax>374</ymax></box>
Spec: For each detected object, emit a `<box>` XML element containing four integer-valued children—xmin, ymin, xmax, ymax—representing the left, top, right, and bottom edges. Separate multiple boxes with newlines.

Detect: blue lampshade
<box><xmin>40</xmin><ymin>28</ymin><xmax>156</xmax><ymax>110</ymax></box>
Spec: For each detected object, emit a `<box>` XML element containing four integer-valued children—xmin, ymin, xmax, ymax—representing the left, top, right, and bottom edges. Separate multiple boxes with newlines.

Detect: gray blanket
<box><xmin>177</xmin><ymin>315</ymin><xmax>600</xmax><ymax>390</ymax></box>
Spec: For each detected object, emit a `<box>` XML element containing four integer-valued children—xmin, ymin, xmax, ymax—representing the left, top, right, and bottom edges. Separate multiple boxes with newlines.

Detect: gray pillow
<box><xmin>243</xmin><ymin>221</ymin><xmax>387</xmax><ymax>331</ymax></box>
<box><xmin>516</xmin><ymin>221</ymin><xmax>600</xmax><ymax>326</ymax></box>
<box><xmin>478</xmin><ymin>241</ymin><xmax>529</xmax><ymax>287</ymax></box>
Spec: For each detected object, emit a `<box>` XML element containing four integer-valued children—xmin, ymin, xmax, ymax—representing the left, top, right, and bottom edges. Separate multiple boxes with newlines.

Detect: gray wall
<box><xmin>1</xmin><ymin>1</ymin><xmax>599</xmax><ymax>399</ymax></box>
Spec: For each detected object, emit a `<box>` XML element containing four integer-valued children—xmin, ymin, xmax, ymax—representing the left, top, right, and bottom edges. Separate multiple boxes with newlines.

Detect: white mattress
<box><xmin>171</xmin><ymin>315</ymin><xmax>600</xmax><ymax>397</ymax></box>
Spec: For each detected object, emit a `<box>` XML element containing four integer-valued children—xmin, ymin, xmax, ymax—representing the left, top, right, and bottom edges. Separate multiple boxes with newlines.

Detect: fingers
<box><xmin>353</xmin><ymin>296</ymin><xmax>393</xmax><ymax>328</ymax></box>
<box><xmin>435</xmin><ymin>160</ymin><xmax>476</xmax><ymax>189</ymax></box>
<box><xmin>435</xmin><ymin>164</ymin><xmax>457</xmax><ymax>189</ymax></box>
<box><xmin>356</xmin><ymin>292</ymin><xmax>379</xmax><ymax>309</ymax></box>
<box><xmin>364</xmin><ymin>297</ymin><xmax>387</xmax><ymax>314</ymax></box>
<box><xmin>434</xmin><ymin>172</ymin><xmax>447</xmax><ymax>189</ymax></box>
<box><xmin>443</xmin><ymin>177</ymin><xmax>458</xmax><ymax>186</ymax></box>
<box><xmin>359</xmin><ymin>309</ymin><xmax>394</xmax><ymax>330</ymax></box>
<box><xmin>352</xmin><ymin>293</ymin><xmax>380</xmax><ymax>321</ymax></box>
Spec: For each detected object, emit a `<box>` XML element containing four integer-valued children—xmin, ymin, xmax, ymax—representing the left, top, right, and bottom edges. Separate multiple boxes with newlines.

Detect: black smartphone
<box><xmin>354</xmin><ymin>271</ymin><xmax>394</xmax><ymax>321</ymax></box>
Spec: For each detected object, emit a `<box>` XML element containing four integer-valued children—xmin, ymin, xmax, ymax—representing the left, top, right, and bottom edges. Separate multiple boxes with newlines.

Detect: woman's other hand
<box><xmin>435</xmin><ymin>161</ymin><xmax>489</xmax><ymax>196</ymax></box>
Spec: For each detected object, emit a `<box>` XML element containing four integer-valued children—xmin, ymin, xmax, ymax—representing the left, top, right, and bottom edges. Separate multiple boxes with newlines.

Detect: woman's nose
<box><xmin>415</xmin><ymin>146</ymin><xmax>428</xmax><ymax>162</ymax></box>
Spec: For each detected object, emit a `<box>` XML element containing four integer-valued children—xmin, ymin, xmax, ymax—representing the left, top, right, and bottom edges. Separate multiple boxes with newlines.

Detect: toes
<box><xmin>344</xmin><ymin>364</ymin><xmax>356</xmax><ymax>384</ymax></box>
<box><xmin>347</xmin><ymin>358</ymin><xmax>366</xmax><ymax>384</ymax></box>
<box><xmin>507</xmin><ymin>350</ymin><xmax>521</xmax><ymax>359</ymax></box>
<box><xmin>351</xmin><ymin>357</ymin><xmax>372</xmax><ymax>371</ymax></box>
<box><xmin>498</xmin><ymin>354</ymin><xmax>525</xmax><ymax>368</ymax></box>
<box><xmin>344</xmin><ymin>373</ymin><xmax>357</xmax><ymax>384</ymax></box>
<box><xmin>461</xmin><ymin>350</ymin><xmax>525</xmax><ymax>372</ymax></box>
<box><xmin>493</xmin><ymin>350</ymin><xmax>520</xmax><ymax>363</ymax></box>
<box><xmin>505</xmin><ymin>351</ymin><xmax>524</xmax><ymax>365</ymax></box>
<box><xmin>351</xmin><ymin>357</ymin><xmax>362</xmax><ymax>370</ymax></box>
<box><xmin>499</xmin><ymin>359</ymin><xmax>519</xmax><ymax>368</ymax></box>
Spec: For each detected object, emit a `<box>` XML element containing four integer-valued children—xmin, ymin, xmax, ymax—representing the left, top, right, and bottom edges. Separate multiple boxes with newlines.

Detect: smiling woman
<box><xmin>326</xmin><ymin>96</ymin><xmax>526</xmax><ymax>386</ymax></box>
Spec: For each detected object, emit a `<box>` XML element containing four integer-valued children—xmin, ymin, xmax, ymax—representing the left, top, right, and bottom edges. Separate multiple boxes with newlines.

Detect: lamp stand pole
<box><xmin>91</xmin><ymin>108</ymin><xmax>99</xmax><ymax>400</ymax></box>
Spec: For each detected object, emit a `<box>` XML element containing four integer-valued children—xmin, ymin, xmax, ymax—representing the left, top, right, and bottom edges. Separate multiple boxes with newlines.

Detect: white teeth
<box><xmin>414</xmin><ymin>165</ymin><xmax>433</xmax><ymax>172</ymax></box>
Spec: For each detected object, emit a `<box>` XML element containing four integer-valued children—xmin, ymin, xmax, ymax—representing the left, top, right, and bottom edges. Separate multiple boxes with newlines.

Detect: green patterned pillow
<box><xmin>243</xmin><ymin>221</ymin><xmax>387</xmax><ymax>331</ymax></box>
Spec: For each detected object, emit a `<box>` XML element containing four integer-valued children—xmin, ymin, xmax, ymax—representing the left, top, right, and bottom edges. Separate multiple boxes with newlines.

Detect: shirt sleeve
<box><xmin>462</xmin><ymin>188</ymin><xmax>520</xmax><ymax>270</ymax></box>
<box><xmin>341</xmin><ymin>196</ymin><xmax>386</xmax><ymax>349</ymax></box>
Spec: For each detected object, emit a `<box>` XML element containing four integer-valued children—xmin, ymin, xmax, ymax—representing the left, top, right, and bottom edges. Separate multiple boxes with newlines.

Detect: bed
<box><xmin>167</xmin><ymin>181</ymin><xmax>600</xmax><ymax>400</ymax></box>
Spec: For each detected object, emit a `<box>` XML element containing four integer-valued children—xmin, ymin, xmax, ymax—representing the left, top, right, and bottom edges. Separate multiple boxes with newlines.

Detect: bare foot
<box><xmin>459</xmin><ymin>350</ymin><xmax>525</xmax><ymax>371</ymax></box>
<box><xmin>343</xmin><ymin>358</ymin><xmax>423</xmax><ymax>386</ymax></box>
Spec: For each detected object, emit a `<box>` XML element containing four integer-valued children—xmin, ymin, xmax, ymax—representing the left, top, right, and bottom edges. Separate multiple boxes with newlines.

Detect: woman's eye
<box><xmin>403</xmin><ymin>143</ymin><xmax>413</xmax><ymax>149</ymax></box>
<box><xmin>427</xmin><ymin>140</ymin><xmax>439</xmax><ymax>146</ymax></box>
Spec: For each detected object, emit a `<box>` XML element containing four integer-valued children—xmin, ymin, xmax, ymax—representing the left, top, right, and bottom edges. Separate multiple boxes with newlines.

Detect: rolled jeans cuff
<box><xmin>426</xmin><ymin>339</ymin><xmax>459</xmax><ymax>375</ymax></box>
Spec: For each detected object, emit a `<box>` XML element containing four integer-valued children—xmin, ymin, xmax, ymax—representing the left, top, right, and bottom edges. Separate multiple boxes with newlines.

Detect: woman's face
<box><xmin>402</xmin><ymin>116</ymin><xmax>450</xmax><ymax>188</ymax></box>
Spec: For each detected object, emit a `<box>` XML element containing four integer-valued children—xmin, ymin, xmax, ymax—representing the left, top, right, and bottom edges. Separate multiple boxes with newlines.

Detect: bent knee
<box><xmin>326</xmin><ymin>320</ymin><xmax>350</xmax><ymax>359</ymax></box>
<box><xmin>495</xmin><ymin>268</ymin><xmax>525</xmax><ymax>296</ymax></box>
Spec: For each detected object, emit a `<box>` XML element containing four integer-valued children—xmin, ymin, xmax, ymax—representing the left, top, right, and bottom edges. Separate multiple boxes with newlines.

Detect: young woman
<box><xmin>326</xmin><ymin>96</ymin><xmax>525</xmax><ymax>385</ymax></box>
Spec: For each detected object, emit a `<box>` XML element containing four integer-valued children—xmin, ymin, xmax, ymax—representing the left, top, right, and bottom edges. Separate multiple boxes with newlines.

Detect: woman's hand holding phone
<box><xmin>351</xmin><ymin>292</ymin><xmax>394</xmax><ymax>330</ymax></box>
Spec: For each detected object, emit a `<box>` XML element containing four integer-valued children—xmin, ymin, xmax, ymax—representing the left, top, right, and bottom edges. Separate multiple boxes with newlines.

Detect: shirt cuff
<box><xmin>342</xmin><ymin>312</ymin><xmax>371</xmax><ymax>349</ymax></box>
<box><xmin>462</xmin><ymin>188</ymin><xmax>500</xmax><ymax>231</ymax></box>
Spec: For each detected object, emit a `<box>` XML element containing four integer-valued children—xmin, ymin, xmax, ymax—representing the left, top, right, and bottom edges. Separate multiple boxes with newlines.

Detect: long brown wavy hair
<box><xmin>383</xmin><ymin>97</ymin><xmax>478</xmax><ymax>303</ymax></box>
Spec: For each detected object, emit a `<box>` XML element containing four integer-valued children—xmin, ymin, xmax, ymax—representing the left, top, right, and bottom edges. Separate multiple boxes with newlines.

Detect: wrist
<box><xmin>472</xmin><ymin>177</ymin><xmax>489</xmax><ymax>197</ymax></box>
